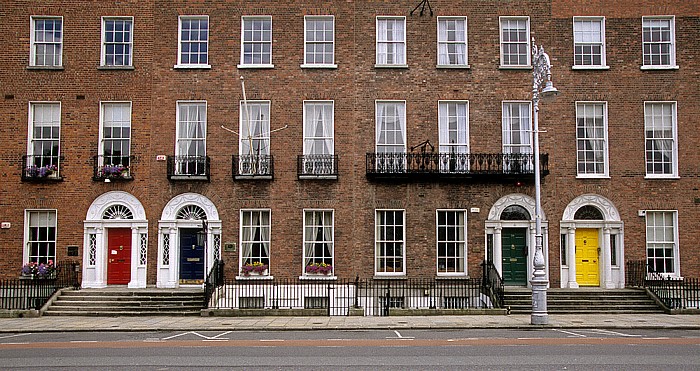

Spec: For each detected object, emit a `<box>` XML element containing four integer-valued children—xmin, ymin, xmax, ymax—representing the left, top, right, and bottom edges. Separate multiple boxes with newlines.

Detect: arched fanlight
<box><xmin>176</xmin><ymin>205</ymin><xmax>207</xmax><ymax>220</ymax></box>
<box><xmin>574</xmin><ymin>205</ymin><xmax>604</xmax><ymax>220</ymax></box>
<box><xmin>500</xmin><ymin>205</ymin><xmax>531</xmax><ymax>221</ymax></box>
<box><xmin>102</xmin><ymin>205</ymin><xmax>134</xmax><ymax>220</ymax></box>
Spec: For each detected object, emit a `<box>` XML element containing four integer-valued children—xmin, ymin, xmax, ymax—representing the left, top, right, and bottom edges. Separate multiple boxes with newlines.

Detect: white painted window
<box><xmin>177</xmin><ymin>16</ymin><xmax>209</xmax><ymax>67</ymax></box>
<box><xmin>502</xmin><ymin>102</ymin><xmax>531</xmax><ymax>154</ymax></box>
<box><xmin>25</xmin><ymin>210</ymin><xmax>57</xmax><ymax>264</ymax></box>
<box><xmin>436</xmin><ymin>210</ymin><xmax>466</xmax><ymax>275</ymax></box>
<box><xmin>376</xmin><ymin>17</ymin><xmax>406</xmax><ymax>66</ymax></box>
<box><xmin>240</xmin><ymin>16</ymin><xmax>273</xmax><ymax>67</ymax></box>
<box><xmin>499</xmin><ymin>17</ymin><xmax>530</xmax><ymax>67</ymax></box>
<box><xmin>30</xmin><ymin>16</ymin><xmax>62</xmax><ymax>67</ymax></box>
<box><xmin>175</xmin><ymin>101</ymin><xmax>207</xmax><ymax>175</ymax></box>
<box><xmin>375</xmin><ymin>210</ymin><xmax>405</xmax><ymax>275</ymax></box>
<box><xmin>376</xmin><ymin>101</ymin><xmax>406</xmax><ymax>154</ymax></box>
<box><xmin>642</xmin><ymin>16</ymin><xmax>676</xmax><ymax>68</ymax></box>
<box><xmin>99</xmin><ymin>102</ymin><xmax>132</xmax><ymax>174</ymax></box>
<box><xmin>101</xmin><ymin>17</ymin><xmax>133</xmax><ymax>67</ymax></box>
<box><xmin>303</xmin><ymin>16</ymin><xmax>335</xmax><ymax>67</ymax></box>
<box><xmin>644</xmin><ymin>102</ymin><xmax>677</xmax><ymax>177</ymax></box>
<box><xmin>240</xmin><ymin>209</ymin><xmax>271</xmax><ymax>272</ymax></box>
<box><xmin>646</xmin><ymin>211</ymin><xmax>678</xmax><ymax>276</ymax></box>
<box><xmin>27</xmin><ymin>102</ymin><xmax>61</xmax><ymax>174</ymax></box>
<box><xmin>303</xmin><ymin>210</ymin><xmax>334</xmax><ymax>275</ymax></box>
<box><xmin>573</xmin><ymin>17</ymin><xmax>606</xmax><ymax>68</ymax></box>
<box><xmin>303</xmin><ymin>101</ymin><xmax>334</xmax><ymax>156</ymax></box>
<box><xmin>437</xmin><ymin>17</ymin><xmax>467</xmax><ymax>67</ymax></box>
<box><xmin>576</xmin><ymin>102</ymin><xmax>608</xmax><ymax>177</ymax></box>
<box><xmin>438</xmin><ymin>101</ymin><xmax>469</xmax><ymax>172</ymax></box>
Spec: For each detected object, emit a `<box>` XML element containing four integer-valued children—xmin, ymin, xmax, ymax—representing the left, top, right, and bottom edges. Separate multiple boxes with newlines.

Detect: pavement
<box><xmin>0</xmin><ymin>313</ymin><xmax>699</xmax><ymax>333</ymax></box>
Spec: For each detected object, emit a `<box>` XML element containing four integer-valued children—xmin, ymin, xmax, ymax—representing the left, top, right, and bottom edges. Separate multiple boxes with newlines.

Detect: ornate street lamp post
<box><xmin>530</xmin><ymin>38</ymin><xmax>559</xmax><ymax>325</ymax></box>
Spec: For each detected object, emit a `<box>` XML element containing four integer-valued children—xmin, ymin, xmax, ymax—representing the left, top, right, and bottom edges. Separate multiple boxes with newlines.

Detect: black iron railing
<box><xmin>626</xmin><ymin>259</ymin><xmax>700</xmax><ymax>310</ymax></box>
<box><xmin>167</xmin><ymin>155</ymin><xmax>210</xmax><ymax>180</ymax></box>
<box><xmin>482</xmin><ymin>260</ymin><xmax>505</xmax><ymax>308</ymax></box>
<box><xmin>0</xmin><ymin>262</ymin><xmax>80</xmax><ymax>310</ymax></box>
<box><xmin>21</xmin><ymin>155</ymin><xmax>63</xmax><ymax>182</ymax></box>
<box><xmin>92</xmin><ymin>155</ymin><xmax>134</xmax><ymax>181</ymax></box>
<box><xmin>204</xmin><ymin>259</ymin><xmax>225</xmax><ymax>307</ymax></box>
<box><xmin>232</xmin><ymin>155</ymin><xmax>274</xmax><ymax>179</ymax></box>
<box><xmin>297</xmin><ymin>155</ymin><xmax>338</xmax><ymax>178</ymax></box>
<box><xmin>205</xmin><ymin>277</ymin><xmax>492</xmax><ymax>316</ymax></box>
<box><xmin>366</xmin><ymin>152</ymin><xmax>549</xmax><ymax>180</ymax></box>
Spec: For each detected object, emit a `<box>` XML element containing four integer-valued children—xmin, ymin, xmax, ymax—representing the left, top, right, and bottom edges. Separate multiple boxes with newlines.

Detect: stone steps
<box><xmin>43</xmin><ymin>288</ymin><xmax>205</xmax><ymax>316</ymax></box>
<box><xmin>503</xmin><ymin>288</ymin><xmax>664</xmax><ymax>314</ymax></box>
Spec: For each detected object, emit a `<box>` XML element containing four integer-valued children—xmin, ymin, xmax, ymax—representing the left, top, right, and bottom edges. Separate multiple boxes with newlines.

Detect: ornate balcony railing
<box><xmin>366</xmin><ymin>152</ymin><xmax>549</xmax><ymax>181</ymax></box>
<box><xmin>21</xmin><ymin>155</ymin><xmax>63</xmax><ymax>182</ymax></box>
<box><xmin>167</xmin><ymin>155</ymin><xmax>210</xmax><ymax>181</ymax></box>
<box><xmin>232</xmin><ymin>155</ymin><xmax>274</xmax><ymax>180</ymax></box>
<box><xmin>92</xmin><ymin>155</ymin><xmax>134</xmax><ymax>182</ymax></box>
<box><xmin>297</xmin><ymin>155</ymin><xmax>338</xmax><ymax>179</ymax></box>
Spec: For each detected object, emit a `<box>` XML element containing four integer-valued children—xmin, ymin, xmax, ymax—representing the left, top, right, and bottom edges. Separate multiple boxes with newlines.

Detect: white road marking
<box><xmin>552</xmin><ymin>329</ymin><xmax>586</xmax><ymax>337</ymax></box>
<box><xmin>162</xmin><ymin>331</ymin><xmax>231</xmax><ymax>341</ymax></box>
<box><xmin>70</xmin><ymin>341</ymin><xmax>98</xmax><ymax>343</ymax></box>
<box><xmin>587</xmin><ymin>329</ymin><xmax>641</xmax><ymax>337</ymax></box>
<box><xmin>0</xmin><ymin>333</ymin><xmax>32</xmax><ymax>340</ymax></box>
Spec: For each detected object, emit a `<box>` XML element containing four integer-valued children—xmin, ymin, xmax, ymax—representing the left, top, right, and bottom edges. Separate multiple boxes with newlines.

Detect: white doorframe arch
<box><xmin>157</xmin><ymin>193</ymin><xmax>221</xmax><ymax>288</ymax></box>
<box><xmin>560</xmin><ymin>194</ymin><xmax>624</xmax><ymax>289</ymax></box>
<box><xmin>485</xmin><ymin>193</ymin><xmax>549</xmax><ymax>287</ymax></box>
<box><xmin>83</xmin><ymin>191</ymin><xmax>148</xmax><ymax>288</ymax></box>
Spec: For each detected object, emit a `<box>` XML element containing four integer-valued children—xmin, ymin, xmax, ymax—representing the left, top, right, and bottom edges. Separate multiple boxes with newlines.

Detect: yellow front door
<box><xmin>575</xmin><ymin>229</ymin><xmax>600</xmax><ymax>286</ymax></box>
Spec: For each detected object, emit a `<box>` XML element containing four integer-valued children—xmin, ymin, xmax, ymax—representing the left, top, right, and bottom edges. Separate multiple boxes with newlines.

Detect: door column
<box><xmin>567</xmin><ymin>226</ymin><xmax>578</xmax><ymax>288</ymax></box>
<box><xmin>167</xmin><ymin>226</ymin><xmax>178</xmax><ymax>288</ymax></box>
<box><xmin>493</xmin><ymin>227</ymin><xmax>503</xmax><ymax>276</ymax></box>
<box><xmin>603</xmin><ymin>227</ymin><xmax>615</xmax><ymax>288</ymax></box>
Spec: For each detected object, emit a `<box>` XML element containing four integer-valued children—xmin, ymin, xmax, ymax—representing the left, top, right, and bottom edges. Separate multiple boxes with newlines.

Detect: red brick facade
<box><xmin>1</xmin><ymin>1</ymin><xmax>698</xmax><ymax>287</ymax></box>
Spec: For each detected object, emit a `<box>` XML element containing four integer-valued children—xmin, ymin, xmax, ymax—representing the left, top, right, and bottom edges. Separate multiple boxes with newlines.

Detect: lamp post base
<box><xmin>530</xmin><ymin>277</ymin><xmax>549</xmax><ymax>325</ymax></box>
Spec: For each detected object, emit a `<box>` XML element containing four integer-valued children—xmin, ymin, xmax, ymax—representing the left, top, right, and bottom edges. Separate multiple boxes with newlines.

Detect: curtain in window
<box><xmin>304</xmin><ymin>211</ymin><xmax>333</xmax><ymax>267</ymax></box>
<box><xmin>502</xmin><ymin>103</ymin><xmax>531</xmax><ymax>154</ymax></box>
<box><xmin>241</xmin><ymin>212</ymin><xmax>256</xmax><ymax>263</ymax></box>
<box><xmin>438</xmin><ymin>102</ymin><xmax>468</xmax><ymax>153</ymax></box>
<box><xmin>392</xmin><ymin>20</ymin><xmax>405</xmax><ymax>65</ymax></box>
<box><xmin>376</xmin><ymin>103</ymin><xmax>406</xmax><ymax>152</ymax></box>
<box><xmin>438</xmin><ymin>20</ymin><xmax>466</xmax><ymax>65</ymax></box>
<box><xmin>377</xmin><ymin>20</ymin><xmax>388</xmax><ymax>64</ymax></box>
<box><xmin>304</xmin><ymin>103</ymin><xmax>333</xmax><ymax>155</ymax></box>
<box><xmin>240</xmin><ymin>103</ymin><xmax>269</xmax><ymax>156</ymax></box>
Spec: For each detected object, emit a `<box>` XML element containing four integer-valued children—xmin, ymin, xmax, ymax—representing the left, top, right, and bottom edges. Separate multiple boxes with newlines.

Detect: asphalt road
<box><xmin>1</xmin><ymin>329</ymin><xmax>698</xmax><ymax>370</ymax></box>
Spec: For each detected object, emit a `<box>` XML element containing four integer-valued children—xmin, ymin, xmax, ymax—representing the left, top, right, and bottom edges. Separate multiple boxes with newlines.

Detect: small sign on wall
<box><xmin>67</xmin><ymin>246</ymin><xmax>79</xmax><ymax>256</ymax></box>
<box><xmin>224</xmin><ymin>243</ymin><xmax>236</xmax><ymax>252</ymax></box>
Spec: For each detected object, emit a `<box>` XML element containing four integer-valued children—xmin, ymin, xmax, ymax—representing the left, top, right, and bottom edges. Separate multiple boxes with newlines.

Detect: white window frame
<box><xmin>641</xmin><ymin>16</ymin><xmax>678</xmax><ymax>70</ymax></box>
<box><xmin>644</xmin><ymin>101</ymin><xmax>678</xmax><ymax>178</ymax></box>
<box><xmin>499</xmin><ymin>16</ymin><xmax>530</xmax><ymax>68</ymax></box>
<box><xmin>302</xmin><ymin>209</ymin><xmax>335</xmax><ymax>277</ymax></box>
<box><xmin>645</xmin><ymin>210</ymin><xmax>679</xmax><ymax>277</ymax></box>
<box><xmin>375</xmin><ymin>16</ymin><xmax>407</xmax><ymax>68</ymax></box>
<box><xmin>175</xmin><ymin>101</ymin><xmax>207</xmax><ymax>175</ymax></box>
<box><xmin>175</xmin><ymin>15</ymin><xmax>210</xmax><ymax>69</ymax></box>
<box><xmin>437</xmin><ymin>16</ymin><xmax>468</xmax><ymax>68</ymax></box>
<box><xmin>302</xmin><ymin>16</ymin><xmax>336</xmax><ymax>68</ymax></box>
<box><xmin>436</xmin><ymin>209</ymin><xmax>467</xmax><ymax>276</ymax></box>
<box><xmin>99</xmin><ymin>101</ymin><xmax>132</xmax><ymax>172</ymax></box>
<box><xmin>239</xmin><ymin>16</ymin><xmax>274</xmax><ymax>68</ymax></box>
<box><xmin>27</xmin><ymin>102</ymin><xmax>61</xmax><ymax>175</ymax></box>
<box><xmin>100</xmin><ymin>17</ymin><xmax>133</xmax><ymax>68</ymax></box>
<box><xmin>239</xmin><ymin>209</ymin><xmax>272</xmax><ymax>277</ymax></box>
<box><xmin>438</xmin><ymin>100</ymin><xmax>469</xmax><ymax>172</ymax></box>
<box><xmin>502</xmin><ymin>101</ymin><xmax>532</xmax><ymax>154</ymax></box>
<box><xmin>375</xmin><ymin>209</ymin><xmax>406</xmax><ymax>276</ymax></box>
<box><xmin>572</xmin><ymin>16</ymin><xmax>608</xmax><ymax>69</ymax></box>
<box><xmin>24</xmin><ymin>209</ymin><xmax>58</xmax><ymax>264</ymax></box>
<box><xmin>29</xmin><ymin>16</ymin><xmax>63</xmax><ymax>68</ymax></box>
<box><xmin>375</xmin><ymin>100</ymin><xmax>407</xmax><ymax>154</ymax></box>
<box><xmin>303</xmin><ymin>100</ymin><xmax>334</xmax><ymax>156</ymax></box>
<box><xmin>239</xmin><ymin>100</ymin><xmax>271</xmax><ymax>157</ymax></box>
<box><xmin>575</xmin><ymin>101</ymin><xmax>609</xmax><ymax>178</ymax></box>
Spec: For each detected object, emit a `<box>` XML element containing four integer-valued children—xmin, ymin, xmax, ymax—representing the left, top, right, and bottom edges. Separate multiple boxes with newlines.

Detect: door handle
<box><xmin>582</xmin><ymin>259</ymin><xmax>589</xmax><ymax>262</ymax></box>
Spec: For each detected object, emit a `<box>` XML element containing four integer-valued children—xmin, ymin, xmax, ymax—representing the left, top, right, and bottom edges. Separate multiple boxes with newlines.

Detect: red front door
<box><xmin>107</xmin><ymin>228</ymin><xmax>131</xmax><ymax>285</ymax></box>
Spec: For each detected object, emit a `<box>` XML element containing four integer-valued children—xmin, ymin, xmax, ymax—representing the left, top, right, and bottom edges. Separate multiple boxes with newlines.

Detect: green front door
<box><xmin>502</xmin><ymin>228</ymin><xmax>528</xmax><ymax>285</ymax></box>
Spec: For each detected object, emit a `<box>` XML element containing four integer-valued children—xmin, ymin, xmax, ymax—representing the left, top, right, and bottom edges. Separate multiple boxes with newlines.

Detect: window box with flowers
<box><xmin>95</xmin><ymin>164</ymin><xmax>132</xmax><ymax>181</ymax></box>
<box><xmin>20</xmin><ymin>261</ymin><xmax>57</xmax><ymax>280</ymax></box>
<box><xmin>240</xmin><ymin>261</ymin><xmax>268</xmax><ymax>276</ymax></box>
<box><xmin>305</xmin><ymin>262</ymin><xmax>333</xmax><ymax>275</ymax></box>
<box><xmin>22</xmin><ymin>164</ymin><xmax>61</xmax><ymax>182</ymax></box>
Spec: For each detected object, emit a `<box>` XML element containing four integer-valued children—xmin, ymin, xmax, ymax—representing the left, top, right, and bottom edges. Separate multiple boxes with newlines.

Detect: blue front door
<box><xmin>179</xmin><ymin>228</ymin><xmax>205</xmax><ymax>283</ymax></box>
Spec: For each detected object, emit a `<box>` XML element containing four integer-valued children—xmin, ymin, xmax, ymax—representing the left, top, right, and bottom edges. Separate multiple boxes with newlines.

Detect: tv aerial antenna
<box><xmin>410</xmin><ymin>0</ymin><xmax>433</xmax><ymax>16</ymax></box>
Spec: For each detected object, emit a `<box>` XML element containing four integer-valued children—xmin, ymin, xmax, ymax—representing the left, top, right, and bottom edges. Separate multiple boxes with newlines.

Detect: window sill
<box><xmin>298</xmin><ymin>275</ymin><xmax>337</xmax><ymax>281</ymax></box>
<box><xmin>436</xmin><ymin>64</ymin><xmax>470</xmax><ymax>69</ymax></box>
<box><xmin>234</xmin><ymin>175</ymin><xmax>273</xmax><ymax>180</ymax></box>
<box><xmin>236</xmin><ymin>275</ymin><xmax>274</xmax><ymax>280</ymax></box>
<box><xmin>576</xmin><ymin>175</ymin><xmax>610</xmax><ymax>179</ymax></box>
<box><xmin>641</xmin><ymin>65</ymin><xmax>679</xmax><ymax>71</ymax></box>
<box><xmin>374</xmin><ymin>64</ymin><xmax>408</xmax><ymax>69</ymax></box>
<box><xmin>644</xmin><ymin>175</ymin><xmax>680</xmax><ymax>180</ymax></box>
<box><xmin>499</xmin><ymin>65</ymin><xmax>532</xmax><ymax>70</ymax></box>
<box><xmin>238</xmin><ymin>64</ymin><xmax>274</xmax><ymax>69</ymax></box>
<box><xmin>98</xmin><ymin>65</ymin><xmax>134</xmax><ymax>70</ymax></box>
<box><xmin>26</xmin><ymin>65</ymin><xmax>64</xmax><ymax>70</ymax></box>
<box><xmin>373</xmin><ymin>274</ymin><xmax>406</xmax><ymax>279</ymax></box>
<box><xmin>298</xmin><ymin>175</ymin><xmax>338</xmax><ymax>180</ymax></box>
<box><xmin>572</xmin><ymin>65</ymin><xmax>610</xmax><ymax>70</ymax></box>
<box><xmin>435</xmin><ymin>274</ymin><xmax>470</xmax><ymax>279</ymax></box>
<box><xmin>174</xmin><ymin>64</ymin><xmax>211</xmax><ymax>70</ymax></box>
<box><xmin>300</xmin><ymin>64</ymin><xmax>337</xmax><ymax>69</ymax></box>
<box><xmin>168</xmin><ymin>175</ymin><xmax>210</xmax><ymax>181</ymax></box>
